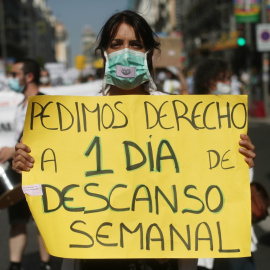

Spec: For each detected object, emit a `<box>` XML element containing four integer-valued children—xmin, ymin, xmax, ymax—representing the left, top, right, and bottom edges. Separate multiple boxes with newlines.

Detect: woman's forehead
<box><xmin>112</xmin><ymin>23</ymin><xmax>140</xmax><ymax>41</ymax></box>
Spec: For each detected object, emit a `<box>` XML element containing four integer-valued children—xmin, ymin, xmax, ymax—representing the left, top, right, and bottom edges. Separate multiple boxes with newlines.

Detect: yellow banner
<box><xmin>22</xmin><ymin>95</ymin><xmax>251</xmax><ymax>259</ymax></box>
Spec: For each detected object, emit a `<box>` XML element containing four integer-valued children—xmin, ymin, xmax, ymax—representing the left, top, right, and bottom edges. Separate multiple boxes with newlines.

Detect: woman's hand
<box><xmin>239</xmin><ymin>134</ymin><xmax>256</xmax><ymax>168</ymax></box>
<box><xmin>12</xmin><ymin>143</ymin><xmax>34</xmax><ymax>174</ymax></box>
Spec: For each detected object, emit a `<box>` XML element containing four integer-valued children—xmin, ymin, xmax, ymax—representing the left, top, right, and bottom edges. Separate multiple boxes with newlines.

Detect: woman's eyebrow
<box><xmin>130</xmin><ymin>39</ymin><xmax>143</xmax><ymax>42</ymax></box>
<box><xmin>111</xmin><ymin>39</ymin><xmax>123</xmax><ymax>42</ymax></box>
<box><xmin>129</xmin><ymin>39</ymin><xmax>143</xmax><ymax>44</ymax></box>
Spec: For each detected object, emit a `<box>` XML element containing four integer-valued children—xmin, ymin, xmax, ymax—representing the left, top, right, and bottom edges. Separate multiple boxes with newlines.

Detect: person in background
<box><xmin>39</xmin><ymin>69</ymin><xmax>51</xmax><ymax>87</ymax></box>
<box><xmin>162</xmin><ymin>62</ymin><xmax>188</xmax><ymax>95</ymax></box>
<box><xmin>193</xmin><ymin>58</ymin><xmax>257</xmax><ymax>270</ymax></box>
<box><xmin>240</xmin><ymin>70</ymin><xmax>250</xmax><ymax>94</ymax></box>
<box><xmin>80</xmin><ymin>68</ymin><xmax>97</xmax><ymax>83</ymax></box>
<box><xmin>155</xmin><ymin>70</ymin><xmax>167</xmax><ymax>91</ymax></box>
<box><xmin>231</xmin><ymin>74</ymin><xmax>245</xmax><ymax>95</ymax></box>
<box><xmin>193</xmin><ymin>58</ymin><xmax>231</xmax><ymax>95</ymax></box>
<box><xmin>185</xmin><ymin>66</ymin><xmax>196</xmax><ymax>94</ymax></box>
<box><xmin>12</xmin><ymin>12</ymin><xmax>255</xmax><ymax>270</ymax></box>
<box><xmin>86</xmin><ymin>68</ymin><xmax>96</xmax><ymax>82</ymax></box>
<box><xmin>86</xmin><ymin>74</ymin><xmax>95</xmax><ymax>82</ymax></box>
<box><xmin>0</xmin><ymin>68</ymin><xmax>11</xmax><ymax>91</ymax></box>
<box><xmin>0</xmin><ymin>59</ymin><xmax>51</xmax><ymax>270</ymax></box>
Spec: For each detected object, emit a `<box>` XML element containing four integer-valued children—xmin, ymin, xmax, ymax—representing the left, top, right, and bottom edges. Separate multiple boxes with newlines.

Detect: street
<box><xmin>0</xmin><ymin>211</ymin><xmax>62</xmax><ymax>269</ymax></box>
<box><xmin>0</xmin><ymin>117</ymin><xmax>270</xmax><ymax>270</ymax></box>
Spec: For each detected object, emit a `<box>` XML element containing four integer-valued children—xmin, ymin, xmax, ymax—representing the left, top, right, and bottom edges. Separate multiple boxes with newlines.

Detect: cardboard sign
<box><xmin>22</xmin><ymin>95</ymin><xmax>251</xmax><ymax>259</ymax></box>
<box><xmin>153</xmin><ymin>37</ymin><xmax>181</xmax><ymax>67</ymax></box>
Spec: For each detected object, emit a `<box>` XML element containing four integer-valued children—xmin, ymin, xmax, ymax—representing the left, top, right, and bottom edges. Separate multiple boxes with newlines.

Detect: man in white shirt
<box><xmin>0</xmin><ymin>59</ymin><xmax>51</xmax><ymax>270</ymax></box>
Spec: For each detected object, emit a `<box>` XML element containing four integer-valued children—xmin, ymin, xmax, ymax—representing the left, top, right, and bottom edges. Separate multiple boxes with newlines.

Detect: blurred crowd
<box><xmin>0</xmin><ymin>59</ymin><xmax>255</xmax><ymax>97</ymax></box>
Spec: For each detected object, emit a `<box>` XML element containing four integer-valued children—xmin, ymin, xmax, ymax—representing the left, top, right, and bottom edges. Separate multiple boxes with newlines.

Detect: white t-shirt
<box><xmin>97</xmin><ymin>89</ymin><xmax>167</xmax><ymax>96</ymax></box>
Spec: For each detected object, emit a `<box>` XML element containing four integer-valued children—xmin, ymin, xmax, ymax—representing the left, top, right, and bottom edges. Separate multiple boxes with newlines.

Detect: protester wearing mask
<box><xmin>193</xmin><ymin>59</ymin><xmax>231</xmax><ymax>95</ymax></box>
<box><xmin>162</xmin><ymin>63</ymin><xmax>188</xmax><ymax>95</ymax></box>
<box><xmin>12</xmin><ymin>12</ymin><xmax>256</xmax><ymax>270</ymax></box>
<box><xmin>4</xmin><ymin>59</ymin><xmax>41</xmax><ymax>158</ymax></box>
<box><xmin>0</xmin><ymin>59</ymin><xmax>51</xmax><ymax>270</ymax></box>
<box><xmin>8</xmin><ymin>74</ymin><xmax>24</xmax><ymax>93</ymax></box>
<box><xmin>231</xmin><ymin>74</ymin><xmax>245</xmax><ymax>95</ymax></box>
<box><xmin>102</xmin><ymin>47</ymin><xmax>156</xmax><ymax>93</ymax></box>
<box><xmin>39</xmin><ymin>69</ymin><xmax>51</xmax><ymax>87</ymax></box>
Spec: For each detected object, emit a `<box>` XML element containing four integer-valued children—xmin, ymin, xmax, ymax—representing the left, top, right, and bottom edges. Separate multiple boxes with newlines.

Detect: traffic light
<box><xmin>237</xmin><ymin>24</ymin><xmax>246</xmax><ymax>47</ymax></box>
<box><xmin>237</xmin><ymin>37</ymin><xmax>246</xmax><ymax>46</ymax></box>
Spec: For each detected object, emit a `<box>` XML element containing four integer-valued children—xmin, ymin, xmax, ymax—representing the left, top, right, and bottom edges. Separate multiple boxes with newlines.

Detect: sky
<box><xmin>47</xmin><ymin>0</ymin><xmax>129</xmax><ymax>66</ymax></box>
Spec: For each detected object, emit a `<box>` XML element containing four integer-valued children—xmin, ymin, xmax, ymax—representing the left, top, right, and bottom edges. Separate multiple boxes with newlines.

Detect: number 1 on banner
<box><xmin>84</xmin><ymin>136</ymin><xmax>114</xmax><ymax>177</ymax></box>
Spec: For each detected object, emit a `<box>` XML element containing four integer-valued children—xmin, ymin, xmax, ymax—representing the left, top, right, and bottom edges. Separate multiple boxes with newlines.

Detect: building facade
<box><xmin>178</xmin><ymin>0</ymin><xmax>262</xmax><ymax>74</ymax></box>
<box><xmin>129</xmin><ymin>0</ymin><xmax>262</xmax><ymax>74</ymax></box>
<box><xmin>81</xmin><ymin>25</ymin><xmax>96</xmax><ymax>68</ymax></box>
<box><xmin>55</xmin><ymin>20</ymin><xmax>70</xmax><ymax>67</ymax></box>
<box><xmin>129</xmin><ymin>0</ymin><xmax>177</xmax><ymax>35</ymax></box>
<box><xmin>0</xmin><ymin>0</ymin><xmax>57</xmax><ymax>67</ymax></box>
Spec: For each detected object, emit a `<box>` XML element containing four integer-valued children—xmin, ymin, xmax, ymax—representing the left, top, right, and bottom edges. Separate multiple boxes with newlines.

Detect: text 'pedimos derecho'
<box><xmin>28</xmin><ymin>98</ymin><xmax>247</xmax><ymax>132</ymax></box>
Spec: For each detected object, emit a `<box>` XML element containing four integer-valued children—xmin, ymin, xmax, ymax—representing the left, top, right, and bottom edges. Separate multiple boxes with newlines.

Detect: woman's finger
<box><xmin>12</xmin><ymin>159</ymin><xmax>29</xmax><ymax>174</ymax></box>
<box><xmin>238</xmin><ymin>134</ymin><xmax>256</xmax><ymax>168</ymax></box>
<box><xmin>13</xmin><ymin>152</ymin><xmax>34</xmax><ymax>168</ymax></box>
<box><xmin>239</xmin><ymin>134</ymin><xmax>255</xmax><ymax>152</ymax></box>
<box><xmin>15</xmin><ymin>142</ymin><xmax>31</xmax><ymax>153</ymax></box>
<box><xmin>244</xmin><ymin>157</ymin><xmax>255</xmax><ymax>169</ymax></box>
<box><xmin>14</xmin><ymin>143</ymin><xmax>34</xmax><ymax>163</ymax></box>
<box><xmin>14</xmin><ymin>148</ymin><xmax>34</xmax><ymax>163</ymax></box>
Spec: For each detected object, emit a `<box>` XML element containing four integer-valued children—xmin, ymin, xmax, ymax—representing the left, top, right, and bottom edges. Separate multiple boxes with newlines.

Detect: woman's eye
<box><xmin>111</xmin><ymin>43</ymin><xmax>121</xmax><ymax>48</ymax></box>
<box><xmin>132</xmin><ymin>43</ymin><xmax>143</xmax><ymax>49</ymax></box>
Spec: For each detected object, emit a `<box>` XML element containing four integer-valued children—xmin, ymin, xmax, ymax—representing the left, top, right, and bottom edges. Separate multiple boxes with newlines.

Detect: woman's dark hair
<box><xmin>193</xmin><ymin>59</ymin><xmax>229</xmax><ymax>94</ymax></box>
<box><xmin>95</xmin><ymin>10</ymin><xmax>160</xmax><ymax>75</ymax></box>
<box><xmin>95</xmin><ymin>10</ymin><xmax>160</xmax><ymax>52</ymax></box>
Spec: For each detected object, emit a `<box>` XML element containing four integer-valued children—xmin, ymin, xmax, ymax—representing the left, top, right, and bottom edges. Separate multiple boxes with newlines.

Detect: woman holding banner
<box><xmin>12</xmin><ymin>10</ymin><xmax>256</xmax><ymax>270</ymax></box>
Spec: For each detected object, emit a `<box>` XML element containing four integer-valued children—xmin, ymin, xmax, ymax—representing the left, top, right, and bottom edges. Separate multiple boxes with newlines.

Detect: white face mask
<box><xmin>40</xmin><ymin>76</ymin><xmax>50</xmax><ymax>85</ymax></box>
<box><xmin>8</xmin><ymin>78</ymin><xmax>25</xmax><ymax>93</ymax></box>
<box><xmin>212</xmin><ymin>82</ymin><xmax>231</xmax><ymax>95</ymax></box>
